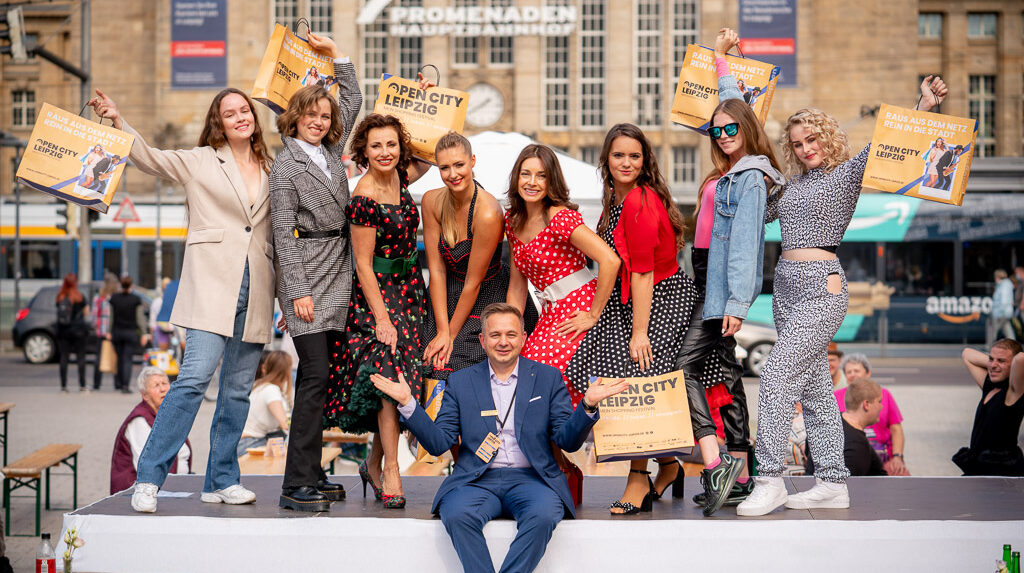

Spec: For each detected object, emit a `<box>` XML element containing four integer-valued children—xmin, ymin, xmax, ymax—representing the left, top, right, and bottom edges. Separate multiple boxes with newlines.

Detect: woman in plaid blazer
<box><xmin>269</xmin><ymin>32</ymin><xmax>364</xmax><ymax>512</ymax></box>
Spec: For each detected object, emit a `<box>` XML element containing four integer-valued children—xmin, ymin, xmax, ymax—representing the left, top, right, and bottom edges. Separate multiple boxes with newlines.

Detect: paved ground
<box><xmin>0</xmin><ymin>347</ymin><xmax>1009</xmax><ymax>570</ymax></box>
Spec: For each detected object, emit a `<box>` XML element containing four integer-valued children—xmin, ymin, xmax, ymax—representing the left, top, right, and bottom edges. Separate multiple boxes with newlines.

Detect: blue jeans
<box><xmin>136</xmin><ymin>263</ymin><xmax>264</xmax><ymax>492</ymax></box>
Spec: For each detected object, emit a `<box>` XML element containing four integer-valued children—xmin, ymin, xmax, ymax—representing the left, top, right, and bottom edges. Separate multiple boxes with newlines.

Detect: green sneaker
<box><xmin>698</xmin><ymin>453</ymin><xmax>744</xmax><ymax>516</ymax></box>
<box><xmin>692</xmin><ymin>477</ymin><xmax>754</xmax><ymax>507</ymax></box>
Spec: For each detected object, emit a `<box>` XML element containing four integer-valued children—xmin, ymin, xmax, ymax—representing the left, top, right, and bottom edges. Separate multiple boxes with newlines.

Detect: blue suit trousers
<box><xmin>438</xmin><ymin>467</ymin><xmax>564</xmax><ymax>573</ymax></box>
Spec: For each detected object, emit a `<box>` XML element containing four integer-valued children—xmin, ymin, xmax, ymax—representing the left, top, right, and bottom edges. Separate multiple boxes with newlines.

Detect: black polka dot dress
<box><xmin>565</xmin><ymin>203</ymin><xmax>696</xmax><ymax>389</ymax></box>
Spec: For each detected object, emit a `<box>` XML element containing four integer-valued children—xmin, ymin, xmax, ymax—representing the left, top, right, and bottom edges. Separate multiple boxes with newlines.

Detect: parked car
<box><xmin>734</xmin><ymin>321</ymin><xmax>777</xmax><ymax>377</ymax></box>
<box><xmin>12</xmin><ymin>283</ymin><xmax>151</xmax><ymax>364</ymax></box>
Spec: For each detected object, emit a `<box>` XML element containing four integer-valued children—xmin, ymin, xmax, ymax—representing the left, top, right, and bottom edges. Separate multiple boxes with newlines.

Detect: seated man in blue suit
<box><xmin>372</xmin><ymin>302</ymin><xmax>627</xmax><ymax>573</ymax></box>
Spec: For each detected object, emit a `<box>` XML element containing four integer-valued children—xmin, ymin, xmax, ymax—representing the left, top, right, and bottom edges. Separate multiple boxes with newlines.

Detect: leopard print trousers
<box><xmin>754</xmin><ymin>257</ymin><xmax>851</xmax><ymax>483</ymax></box>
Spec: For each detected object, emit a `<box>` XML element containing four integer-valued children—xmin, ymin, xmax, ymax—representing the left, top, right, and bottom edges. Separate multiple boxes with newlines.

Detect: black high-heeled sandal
<box><xmin>609</xmin><ymin>469</ymin><xmax>655</xmax><ymax>515</ymax></box>
<box><xmin>652</xmin><ymin>460</ymin><xmax>684</xmax><ymax>500</ymax></box>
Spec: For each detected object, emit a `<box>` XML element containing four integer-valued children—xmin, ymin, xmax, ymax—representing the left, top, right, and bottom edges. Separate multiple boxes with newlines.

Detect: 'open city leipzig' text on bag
<box><xmin>862</xmin><ymin>103</ymin><xmax>977</xmax><ymax>206</ymax></box>
<box><xmin>670</xmin><ymin>44</ymin><xmax>779</xmax><ymax>134</ymax></box>
<box><xmin>16</xmin><ymin>103</ymin><xmax>134</xmax><ymax>213</ymax></box>
<box><xmin>252</xmin><ymin>22</ymin><xmax>339</xmax><ymax>115</ymax></box>
<box><xmin>592</xmin><ymin>370</ymin><xmax>694</xmax><ymax>463</ymax></box>
<box><xmin>373</xmin><ymin>73</ymin><xmax>468</xmax><ymax>164</ymax></box>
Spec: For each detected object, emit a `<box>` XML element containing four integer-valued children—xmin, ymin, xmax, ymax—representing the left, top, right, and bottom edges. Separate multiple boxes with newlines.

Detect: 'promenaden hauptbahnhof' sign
<box><xmin>366</xmin><ymin>5</ymin><xmax>578</xmax><ymax>37</ymax></box>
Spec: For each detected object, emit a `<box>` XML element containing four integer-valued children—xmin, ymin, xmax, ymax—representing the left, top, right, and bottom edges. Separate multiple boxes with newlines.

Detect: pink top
<box><xmin>694</xmin><ymin>178</ymin><xmax>718</xmax><ymax>249</ymax></box>
<box><xmin>835</xmin><ymin>387</ymin><xmax>904</xmax><ymax>459</ymax></box>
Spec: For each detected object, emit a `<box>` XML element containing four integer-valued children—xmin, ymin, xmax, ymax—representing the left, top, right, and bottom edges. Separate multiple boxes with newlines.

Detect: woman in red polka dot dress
<box><xmin>504</xmin><ymin>144</ymin><xmax>620</xmax><ymax>407</ymax></box>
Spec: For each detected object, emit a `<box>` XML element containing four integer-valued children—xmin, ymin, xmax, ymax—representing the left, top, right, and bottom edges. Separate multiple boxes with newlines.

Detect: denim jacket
<box><xmin>704</xmin><ymin>155</ymin><xmax>785</xmax><ymax>321</ymax></box>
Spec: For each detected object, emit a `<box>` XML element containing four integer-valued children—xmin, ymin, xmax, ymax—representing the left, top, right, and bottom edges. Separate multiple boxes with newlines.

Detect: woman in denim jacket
<box><xmin>677</xmin><ymin>29</ymin><xmax>785</xmax><ymax>516</ymax></box>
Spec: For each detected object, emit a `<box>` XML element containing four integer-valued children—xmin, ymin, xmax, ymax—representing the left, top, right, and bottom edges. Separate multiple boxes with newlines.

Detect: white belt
<box><xmin>535</xmin><ymin>268</ymin><xmax>595</xmax><ymax>307</ymax></box>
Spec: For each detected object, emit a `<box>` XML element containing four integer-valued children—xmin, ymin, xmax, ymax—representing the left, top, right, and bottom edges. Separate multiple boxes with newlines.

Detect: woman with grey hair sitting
<box><xmin>110</xmin><ymin>367</ymin><xmax>192</xmax><ymax>493</ymax></box>
<box><xmin>836</xmin><ymin>353</ymin><xmax>909</xmax><ymax>475</ymax></box>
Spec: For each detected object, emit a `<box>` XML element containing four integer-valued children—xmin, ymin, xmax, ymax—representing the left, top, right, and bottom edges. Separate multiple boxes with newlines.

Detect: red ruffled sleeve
<box><xmin>549</xmin><ymin>208</ymin><xmax>584</xmax><ymax>242</ymax></box>
<box><xmin>621</xmin><ymin>189</ymin><xmax>662</xmax><ymax>274</ymax></box>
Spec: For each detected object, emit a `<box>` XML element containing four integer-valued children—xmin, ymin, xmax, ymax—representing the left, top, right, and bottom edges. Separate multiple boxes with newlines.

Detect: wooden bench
<box><xmin>2</xmin><ymin>443</ymin><xmax>81</xmax><ymax>537</ymax></box>
<box><xmin>0</xmin><ymin>402</ymin><xmax>13</xmax><ymax>466</ymax></box>
<box><xmin>321</xmin><ymin>429</ymin><xmax>371</xmax><ymax>471</ymax></box>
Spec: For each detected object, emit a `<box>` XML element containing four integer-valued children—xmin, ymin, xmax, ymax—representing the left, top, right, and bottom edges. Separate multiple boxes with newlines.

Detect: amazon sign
<box><xmin>925</xmin><ymin>296</ymin><xmax>992</xmax><ymax>324</ymax></box>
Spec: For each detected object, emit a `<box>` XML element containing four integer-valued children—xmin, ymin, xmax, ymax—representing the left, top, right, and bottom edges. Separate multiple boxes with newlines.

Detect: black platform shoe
<box><xmin>280</xmin><ymin>486</ymin><xmax>331</xmax><ymax>512</ymax></box>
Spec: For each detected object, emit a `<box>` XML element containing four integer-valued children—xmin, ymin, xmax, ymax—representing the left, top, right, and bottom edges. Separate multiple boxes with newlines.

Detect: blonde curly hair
<box><xmin>780</xmin><ymin>108</ymin><xmax>851</xmax><ymax>176</ymax></box>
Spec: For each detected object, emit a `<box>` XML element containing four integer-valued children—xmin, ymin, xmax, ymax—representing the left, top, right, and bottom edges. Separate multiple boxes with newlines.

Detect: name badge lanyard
<box><xmin>495</xmin><ymin>386</ymin><xmax>517</xmax><ymax>433</ymax></box>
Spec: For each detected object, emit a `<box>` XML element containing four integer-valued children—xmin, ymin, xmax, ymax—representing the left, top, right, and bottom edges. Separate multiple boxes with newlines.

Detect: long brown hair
<box><xmin>434</xmin><ymin>131</ymin><xmax>474</xmax><ymax>246</ymax></box>
<box><xmin>198</xmin><ymin>88</ymin><xmax>272</xmax><ymax>173</ymax></box>
<box><xmin>349</xmin><ymin>113</ymin><xmax>413</xmax><ymax>173</ymax></box>
<box><xmin>597</xmin><ymin>123</ymin><xmax>686</xmax><ymax>249</ymax></box>
<box><xmin>56</xmin><ymin>272</ymin><xmax>83</xmax><ymax>304</ymax></box>
<box><xmin>253</xmin><ymin>350</ymin><xmax>293</xmax><ymax>410</ymax></box>
<box><xmin>694</xmin><ymin>98</ymin><xmax>782</xmax><ymax>220</ymax></box>
<box><xmin>505</xmin><ymin>144</ymin><xmax>578</xmax><ymax>234</ymax></box>
<box><xmin>276</xmin><ymin>85</ymin><xmax>344</xmax><ymax>147</ymax></box>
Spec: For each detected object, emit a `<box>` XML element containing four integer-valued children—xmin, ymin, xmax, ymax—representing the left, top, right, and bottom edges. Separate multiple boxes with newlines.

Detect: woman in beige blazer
<box><xmin>89</xmin><ymin>87</ymin><xmax>275</xmax><ymax>513</ymax></box>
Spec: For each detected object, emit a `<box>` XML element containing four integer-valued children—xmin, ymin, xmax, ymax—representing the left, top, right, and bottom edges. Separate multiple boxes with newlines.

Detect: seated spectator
<box><xmin>837</xmin><ymin>353</ymin><xmax>909</xmax><ymax>475</ymax></box>
<box><xmin>806</xmin><ymin>379</ymin><xmax>887</xmax><ymax>476</ymax></box>
<box><xmin>954</xmin><ymin>339</ymin><xmax>1024</xmax><ymax>476</ymax></box>
<box><xmin>237</xmin><ymin>350</ymin><xmax>293</xmax><ymax>457</ymax></box>
<box><xmin>785</xmin><ymin>402</ymin><xmax>808</xmax><ymax>475</ymax></box>
<box><xmin>828</xmin><ymin>342</ymin><xmax>847</xmax><ymax>390</ymax></box>
<box><xmin>110</xmin><ymin>367</ymin><xmax>191</xmax><ymax>494</ymax></box>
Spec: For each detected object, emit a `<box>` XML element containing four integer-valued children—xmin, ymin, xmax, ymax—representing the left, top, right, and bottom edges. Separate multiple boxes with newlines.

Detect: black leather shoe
<box><xmin>280</xmin><ymin>486</ymin><xmax>330</xmax><ymax>512</ymax></box>
<box><xmin>316</xmin><ymin>480</ymin><xmax>346</xmax><ymax>502</ymax></box>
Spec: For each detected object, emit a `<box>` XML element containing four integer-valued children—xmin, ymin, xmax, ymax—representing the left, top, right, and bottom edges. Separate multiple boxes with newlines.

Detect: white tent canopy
<box><xmin>348</xmin><ymin>131</ymin><xmax>605</xmax><ymax>226</ymax></box>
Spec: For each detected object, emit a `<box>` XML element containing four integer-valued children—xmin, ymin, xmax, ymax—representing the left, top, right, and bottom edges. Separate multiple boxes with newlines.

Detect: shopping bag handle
<box><xmin>78</xmin><ymin>101</ymin><xmax>109</xmax><ymax>126</ymax></box>
<box><xmin>419</xmin><ymin>64</ymin><xmax>440</xmax><ymax>87</ymax></box>
<box><xmin>293</xmin><ymin>18</ymin><xmax>310</xmax><ymax>38</ymax></box>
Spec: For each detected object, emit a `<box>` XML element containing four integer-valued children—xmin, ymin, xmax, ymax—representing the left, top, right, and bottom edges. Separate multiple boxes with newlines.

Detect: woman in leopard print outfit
<box><xmin>736</xmin><ymin>75</ymin><xmax>949</xmax><ymax>516</ymax></box>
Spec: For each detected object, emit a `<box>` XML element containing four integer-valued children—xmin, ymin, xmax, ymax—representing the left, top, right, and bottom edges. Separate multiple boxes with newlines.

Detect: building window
<box><xmin>12</xmin><ymin>90</ymin><xmax>35</xmax><ymax>128</ymax></box>
<box><xmin>967</xmin><ymin>13</ymin><xmax>997</xmax><ymax>39</ymax></box>
<box><xmin>579</xmin><ymin>146</ymin><xmax>601</xmax><ymax>166</ymax></box>
<box><xmin>671</xmin><ymin>0</ymin><xmax>699</xmax><ymax>68</ymax></box>
<box><xmin>671</xmin><ymin>146</ymin><xmax>698</xmax><ymax>186</ymax></box>
<box><xmin>452</xmin><ymin>0</ymin><xmax>478</xmax><ymax>67</ymax></box>
<box><xmin>634</xmin><ymin>0</ymin><xmax>662</xmax><ymax>128</ymax></box>
<box><xmin>489</xmin><ymin>0</ymin><xmax>514</xmax><ymax>66</ymax></box>
<box><xmin>578</xmin><ymin>0</ymin><xmax>605</xmax><ymax>129</ymax></box>
<box><xmin>544</xmin><ymin>35</ymin><xmax>570</xmax><ymax>129</ymax></box>
<box><xmin>969</xmin><ymin>75</ymin><xmax>996</xmax><ymax>157</ymax></box>
<box><xmin>273</xmin><ymin>0</ymin><xmax>298</xmax><ymax>25</ymax></box>
<box><xmin>308</xmin><ymin>0</ymin><xmax>331</xmax><ymax>34</ymax></box>
<box><xmin>397</xmin><ymin>0</ymin><xmax>423</xmax><ymax>79</ymax></box>
<box><xmin>918</xmin><ymin>13</ymin><xmax>942</xmax><ymax>39</ymax></box>
<box><xmin>360</xmin><ymin>0</ymin><xmax>388</xmax><ymax>114</ymax></box>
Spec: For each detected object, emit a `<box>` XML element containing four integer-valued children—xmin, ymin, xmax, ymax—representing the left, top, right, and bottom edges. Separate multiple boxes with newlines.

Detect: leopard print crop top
<box><xmin>767</xmin><ymin>144</ymin><xmax>871</xmax><ymax>251</ymax></box>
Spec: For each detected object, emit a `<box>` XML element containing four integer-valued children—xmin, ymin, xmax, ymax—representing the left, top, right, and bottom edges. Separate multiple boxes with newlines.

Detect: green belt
<box><xmin>373</xmin><ymin>252</ymin><xmax>418</xmax><ymax>275</ymax></box>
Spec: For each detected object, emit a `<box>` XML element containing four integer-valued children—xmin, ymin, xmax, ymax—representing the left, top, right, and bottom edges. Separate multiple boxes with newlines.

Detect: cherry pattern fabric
<box><xmin>324</xmin><ymin>183</ymin><xmax>427</xmax><ymax>434</ymax></box>
<box><xmin>505</xmin><ymin>208</ymin><xmax>595</xmax><ymax>407</ymax></box>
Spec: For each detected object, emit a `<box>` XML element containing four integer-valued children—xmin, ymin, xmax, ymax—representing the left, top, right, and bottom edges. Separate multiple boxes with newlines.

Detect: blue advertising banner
<box><xmin>170</xmin><ymin>0</ymin><xmax>227</xmax><ymax>90</ymax></box>
<box><xmin>738</xmin><ymin>0</ymin><xmax>797</xmax><ymax>87</ymax></box>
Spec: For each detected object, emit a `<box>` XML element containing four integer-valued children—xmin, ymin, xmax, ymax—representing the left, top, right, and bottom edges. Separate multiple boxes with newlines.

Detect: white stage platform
<box><xmin>60</xmin><ymin>475</ymin><xmax>1024</xmax><ymax>572</ymax></box>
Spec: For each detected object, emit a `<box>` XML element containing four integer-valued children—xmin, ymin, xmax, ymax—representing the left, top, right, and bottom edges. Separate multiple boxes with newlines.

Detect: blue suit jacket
<box><xmin>401</xmin><ymin>357</ymin><xmax>598</xmax><ymax>518</ymax></box>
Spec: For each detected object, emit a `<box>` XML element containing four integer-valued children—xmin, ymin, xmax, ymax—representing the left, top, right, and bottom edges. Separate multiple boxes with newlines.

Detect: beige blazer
<box><xmin>122</xmin><ymin>121</ymin><xmax>275</xmax><ymax>344</ymax></box>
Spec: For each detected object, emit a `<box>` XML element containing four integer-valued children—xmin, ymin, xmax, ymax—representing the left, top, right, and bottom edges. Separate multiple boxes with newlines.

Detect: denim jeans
<box><xmin>136</xmin><ymin>262</ymin><xmax>264</xmax><ymax>492</ymax></box>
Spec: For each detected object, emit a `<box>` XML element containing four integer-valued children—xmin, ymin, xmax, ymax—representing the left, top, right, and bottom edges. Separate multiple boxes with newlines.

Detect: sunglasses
<box><xmin>708</xmin><ymin>123</ymin><xmax>739</xmax><ymax>140</ymax></box>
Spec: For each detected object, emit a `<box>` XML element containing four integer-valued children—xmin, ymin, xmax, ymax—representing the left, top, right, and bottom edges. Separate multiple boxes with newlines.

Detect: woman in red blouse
<box><xmin>566</xmin><ymin>123</ymin><xmax>697</xmax><ymax>515</ymax></box>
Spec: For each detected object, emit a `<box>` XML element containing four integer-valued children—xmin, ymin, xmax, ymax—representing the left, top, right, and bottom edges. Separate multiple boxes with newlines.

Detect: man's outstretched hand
<box><xmin>371</xmin><ymin>371</ymin><xmax>413</xmax><ymax>407</ymax></box>
<box><xmin>582</xmin><ymin>378</ymin><xmax>629</xmax><ymax>409</ymax></box>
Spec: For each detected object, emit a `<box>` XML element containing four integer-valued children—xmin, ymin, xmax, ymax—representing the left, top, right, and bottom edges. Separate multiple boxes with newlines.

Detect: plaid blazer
<box><xmin>270</xmin><ymin>61</ymin><xmax>362</xmax><ymax>337</ymax></box>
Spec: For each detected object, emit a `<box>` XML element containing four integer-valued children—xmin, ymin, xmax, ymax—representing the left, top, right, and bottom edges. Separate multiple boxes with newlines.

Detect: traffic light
<box><xmin>56</xmin><ymin>202</ymin><xmax>68</xmax><ymax>233</ymax></box>
<box><xmin>0</xmin><ymin>7</ymin><xmax>27</xmax><ymax>63</ymax></box>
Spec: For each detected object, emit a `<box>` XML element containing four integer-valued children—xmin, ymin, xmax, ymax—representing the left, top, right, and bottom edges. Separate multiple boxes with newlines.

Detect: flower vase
<box><xmin>64</xmin><ymin>556</ymin><xmax>72</xmax><ymax>573</ymax></box>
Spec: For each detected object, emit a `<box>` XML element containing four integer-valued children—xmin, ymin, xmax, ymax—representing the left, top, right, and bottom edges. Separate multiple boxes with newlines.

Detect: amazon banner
<box><xmin>374</xmin><ymin>73</ymin><xmax>468</xmax><ymax>164</ymax></box>
<box><xmin>670</xmin><ymin>44</ymin><xmax>779</xmax><ymax>134</ymax></box>
<box><xmin>862</xmin><ymin>103</ymin><xmax>977</xmax><ymax>206</ymax></box>
<box><xmin>592</xmin><ymin>370</ymin><xmax>694</xmax><ymax>462</ymax></box>
<box><xmin>16</xmin><ymin>103</ymin><xmax>134</xmax><ymax>213</ymax></box>
<box><xmin>252</xmin><ymin>23</ymin><xmax>339</xmax><ymax>115</ymax></box>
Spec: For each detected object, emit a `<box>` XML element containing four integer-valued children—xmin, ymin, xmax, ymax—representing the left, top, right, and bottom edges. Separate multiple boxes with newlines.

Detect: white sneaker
<box><xmin>201</xmin><ymin>484</ymin><xmax>256</xmax><ymax>505</ymax></box>
<box><xmin>736</xmin><ymin>477</ymin><xmax>788</xmax><ymax>516</ymax></box>
<box><xmin>131</xmin><ymin>482</ymin><xmax>158</xmax><ymax>513</ymax></box>
<box><xmin>784</xmin><ymin>478</ymin><xmax>850</xmax><ymax>509</ymax></box>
